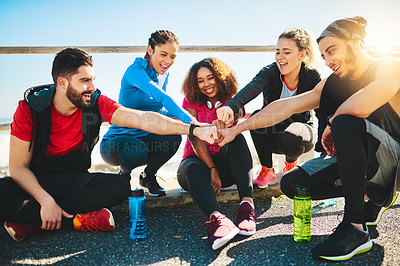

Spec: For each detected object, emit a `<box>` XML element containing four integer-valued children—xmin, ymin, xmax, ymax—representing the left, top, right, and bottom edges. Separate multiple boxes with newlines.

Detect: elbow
<box><xmin>347</xmin><ymin>109</ymin><xmax>370</xmax><ymax>119</ymax></box>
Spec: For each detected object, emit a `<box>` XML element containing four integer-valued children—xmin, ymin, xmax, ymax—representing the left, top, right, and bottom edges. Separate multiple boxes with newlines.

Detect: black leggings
<box><xmin>250</xmin><ymin>110</ymin><xmax>315</xmax><ymax>168</ymax></box>
<box><xmin>177</xmin><ymin>134</ymin><xmax>253</xmax><ymax>217</ymax></box>
<box><xmin>100</xmin><ymin>133</ymin><xmax>181</xmax><ymax>177</ymax></box>
<box><xmin>281</xmin><ymin>115</ymin><xmax>381</xmax><ymax>224</ymax></box>
<box><xmin>0</xmin><ymin>171</ymin><xmax>131</xmax><ymax>227</ymax></box>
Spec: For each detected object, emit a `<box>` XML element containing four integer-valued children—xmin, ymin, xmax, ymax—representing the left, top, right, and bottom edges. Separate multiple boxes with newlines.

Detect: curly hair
<box><xmin>182</xmin><ymin>57</ymin><xmax>238</xmax><ymax>106</ymax></box>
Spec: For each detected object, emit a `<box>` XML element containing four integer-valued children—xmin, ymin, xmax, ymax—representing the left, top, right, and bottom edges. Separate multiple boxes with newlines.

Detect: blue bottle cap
<box><xmin>292</xmin><ymin>184</ymin><xmax>310</xmax><ymax>197</ymax></box>
<box><xmin>131</xmin><ymin>189</ymin><xmax>144</xmax><ymax>197</ymax></box>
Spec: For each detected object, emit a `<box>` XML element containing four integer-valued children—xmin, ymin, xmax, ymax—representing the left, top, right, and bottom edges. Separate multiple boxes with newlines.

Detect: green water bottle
<box><xmin>293</xmin><ymin>185</ymin><xmax>311</xmax><ymax>242</ymax></box>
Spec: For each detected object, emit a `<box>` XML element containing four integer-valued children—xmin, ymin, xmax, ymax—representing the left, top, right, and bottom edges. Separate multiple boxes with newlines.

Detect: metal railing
<box><xmin>1</xmin><ymin>45</ymin><xmax>400</xmax><ymax>56</ymax></box>
<box><xmin>1</xmin><ymin>45</ymin><xmax>399</xmax><ymax>131</ymax></box>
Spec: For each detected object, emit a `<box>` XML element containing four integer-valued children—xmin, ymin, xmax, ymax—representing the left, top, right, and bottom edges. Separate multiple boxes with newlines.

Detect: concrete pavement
<box><xmin>1</xmin><ymin>194</ymin><xmax>400</xmax><ymax>265</ymax></box>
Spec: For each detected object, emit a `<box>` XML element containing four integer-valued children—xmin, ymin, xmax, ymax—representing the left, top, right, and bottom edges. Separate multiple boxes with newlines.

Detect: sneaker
<box><xmin>365</xmin><ymin>192</ymin><xmax>398</xmax><ymax>226</ymax></box>
<box><xmin>73</xmin><ymin>208</ymin><xmax>115</xmax><ymax>233</ymax></box>
<box><xmin>253</xmin><ymin>166</ymin><xmax>276</xmax><ymax>188</ymax></box>
<box><xmin>139</xmin><ymin>172</ymin><xmax>166</xmax><ymax>197</ymax></box>
<box><xmin>311</xmin><ymin>221</ymin><xmax>372</xmax><ymax>261</ymax></box>
<box><xmin>236</xmin><ymin>202</ymin><xmax>256</xmax><ymax>236</ymax></box>
<box><xmin>4</xmin><ymin>221</ymin><xmax>40</xmax><ymax>242</ymax></box>
<box><xmin>203</xmin><ymin>214</ymin><xmax>239</xmax><ymax>250</ymax></box>
<box><xmin>283</xmin><ymin>160</ymin><xmax>298</xmax><ymax>173</ymax></box>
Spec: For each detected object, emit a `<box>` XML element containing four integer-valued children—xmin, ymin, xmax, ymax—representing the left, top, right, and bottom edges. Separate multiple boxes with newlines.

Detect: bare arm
<box><xmin>332</xmin><ymin>59</ymin><xmax>400</xmax><ymax>119</ymax></box>
<box><xmin>322</xmin><ymin>59</ymin><xmax>400</xmax><ymax>156</ymax></box>
<box><xmin>9</xmin><ymin>136</ymin><xmax>73</xmax><ymax>230</ymax></box>
<box><xmin>185</xmin><ymin>107</ymin><xmax>221</xmax><ymax>195</ymax></box>
<box><xmin>217</xmin><ymin>79</ymin><xmax>326</xmax><ymax>146</ymax></box>
<box><xmin>235</xmin><ymin>78</ymin><xmax>325</xmax><ymax>134</ymax></box>
<box><xmin>111</xmin><ymin>106</ymin><xmax>217</xmax><ymax>144</ymax></box>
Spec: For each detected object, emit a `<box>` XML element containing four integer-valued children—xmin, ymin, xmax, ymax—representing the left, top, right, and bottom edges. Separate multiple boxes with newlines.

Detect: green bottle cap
<box><xmin>292</xmin><ymin>184</ymin><xmax>310</xmax><ymax>197</ymax></box>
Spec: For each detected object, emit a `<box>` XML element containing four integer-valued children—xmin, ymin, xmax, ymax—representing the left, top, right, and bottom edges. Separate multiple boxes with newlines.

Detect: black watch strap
<box><xmin>327</xmin><ymin>114</ymin><xmax>333</xmax><ymax>127</ymax></box>
<box><xmin>189</xmin><ymin>123</ymin><xmax>200</xmax><ymax>137</ymax></box>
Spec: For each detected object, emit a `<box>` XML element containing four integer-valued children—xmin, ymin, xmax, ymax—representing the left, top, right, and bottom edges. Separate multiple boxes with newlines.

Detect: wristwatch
<box><xmin>327</xmin><ymin>115</ymin><xmax>334</xmax><ymax>128</ymax></box>
<box><xmin>189</xmin><ymin>123</ymin><xmax>200</xmax><ymax>137</ymax></box>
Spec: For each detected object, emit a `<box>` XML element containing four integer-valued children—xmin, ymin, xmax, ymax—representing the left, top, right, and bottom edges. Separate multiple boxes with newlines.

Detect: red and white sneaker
<box><xmin>4</xmin><ymin>221</ymin><xmax>40</xmax><ymax>242</ymax></box>
<box><xmin>236</xmin><ymin>202</ymin><xmax>256</xmax><ymax>236</ymax></box>
<box><xmin>203</xmin><ymin>213</ymin><xmax>239</xmax><ymax>250</ymax></box>
<box><xmin>283</xmin><ymin>160</ymin><xmax>298</xmax><ymax>174</ymax></box>
<box><xmin>73</xmin><ymin>208</ymin><xmax>115</xmax><ymax>233</ymax></box>
<box><xmin>253</xmin><ymin>166</ymin><xmax>276</xmax><ymax>188</ymax></box>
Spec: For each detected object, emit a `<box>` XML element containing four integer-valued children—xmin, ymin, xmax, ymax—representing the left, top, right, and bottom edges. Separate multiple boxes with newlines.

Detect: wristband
<box><xmin>189</xmin><ymin>123</ymin><xmax>200</xmax><ymax>137</ymax></box>
<box><xmin>327</xmin><ymin>114</ymin><xmax>333</xmax><ymax>128</ymax></box>
<box><xmin>209</xmin><ymin>166</ymin><xmax>217</xmax><ymax>170</ymax></box>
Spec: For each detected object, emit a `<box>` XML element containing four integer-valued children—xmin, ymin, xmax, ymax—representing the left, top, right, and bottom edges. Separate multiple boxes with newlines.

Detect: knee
<box><xmin>279</xmin><ymin>135</ymin><xmax>305</xmax><ymax>159</ymax></box>
<box><xmin>280</xmin><ymin>170</ymin><xmax>308</xmax><ymax>199</ymax></box>
<box><xmin>178</xmin><ymin>162</ymin><xmax>207</xmax><ymax>191</ymax></box>
<box><xmin>331</xmin><ymin>114</ymin><xmax>365</xmax><ymax>142</ymax></box>
<box><xmin>280</xmin><ymin>174</ymin><xmax>296</xmax><ymax>199</ymax></box>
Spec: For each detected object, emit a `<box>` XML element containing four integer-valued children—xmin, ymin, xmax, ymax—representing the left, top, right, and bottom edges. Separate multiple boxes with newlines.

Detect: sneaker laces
<box><xmin>76</xmin><ymin>213</ymin><xmax>100</xmax><ymax>233</ymax></box>
<box><xmin>329</xmin><ymin>220</ymin><xmax>349</xmax><ymax>241</ymax></box>
<box><xmin>283</xmin><ymin>160</ymin><xmax>298</xmax><ymax>172</ymax></box>
<box><xmin>236</xmin><ymin>205</ymin><xmax>255</xmax><ymax>223</ymax></box>
<box><xmin>256</xmin><ymin>166</ymin><xmax>271</xmax><ymax>179</ymax></box>
<box><xmin>142</xmin><ymin>173</ymin><xmax>164</xmax><ymax>189</ymax></box>
<box><xmin>202</xmin><ymin>215</ymin><xmax>224</xmax><ymax>243</ymax></box>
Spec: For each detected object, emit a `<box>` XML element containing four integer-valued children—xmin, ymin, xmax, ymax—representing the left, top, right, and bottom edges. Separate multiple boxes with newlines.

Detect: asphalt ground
<box><xmin>1</xmin><ymin>195</ymin><xmax>400</xmax><ymax>265</ymax></box>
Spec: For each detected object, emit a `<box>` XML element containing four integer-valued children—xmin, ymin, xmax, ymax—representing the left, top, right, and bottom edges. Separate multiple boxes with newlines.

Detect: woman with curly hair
<box><xmin>100</xmin><ymin>30</ymin><xmax>196</xmax><ymax>197</ymax></box>
<box><xmin>217</xmin><ymin>28</ymin><xmax>321</xmax><ymax>188</ymax></box>
<box><xmin>177</xmin><ymin>57</ymin><xmax>255</xmax><ymax>250</ymax></box>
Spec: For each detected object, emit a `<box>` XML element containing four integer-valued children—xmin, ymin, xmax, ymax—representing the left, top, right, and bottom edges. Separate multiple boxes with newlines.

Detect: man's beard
<box><xmin>66</xmin><ymin>84</ymin><xmax>92</xmax><ymax>109</ymax></box>
<box><xmin>341</xmin><ymin>44</ymin><xmax>358</xmax><ymax>79</ymax></box>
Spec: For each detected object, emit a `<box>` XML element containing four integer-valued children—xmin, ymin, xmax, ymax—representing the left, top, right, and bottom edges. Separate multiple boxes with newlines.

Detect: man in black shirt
<box><xmin>217</xmin><ymin>16</ymin><xmax>400</xmax><ymax>261</ymax></box>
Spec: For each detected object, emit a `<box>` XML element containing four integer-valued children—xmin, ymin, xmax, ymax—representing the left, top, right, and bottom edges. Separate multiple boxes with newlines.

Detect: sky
<box><xmin>0</xmin><ymin>0</ymin><xmax>399</xmax><ymax>120</ymax></box>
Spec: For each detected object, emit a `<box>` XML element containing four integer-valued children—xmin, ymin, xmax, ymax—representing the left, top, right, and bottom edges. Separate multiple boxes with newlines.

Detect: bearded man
<box><xmin>217</xmin><ymin>16</ymin><xmax>400</xmax><ymax>261</ymax></box>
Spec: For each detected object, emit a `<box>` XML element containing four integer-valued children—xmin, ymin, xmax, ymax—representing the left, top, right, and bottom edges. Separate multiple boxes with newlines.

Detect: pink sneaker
<box><xmin>203</xmin><ymin>214</ymin><xmax>239</xmax><ymax>250</ymax></box>
<box><xmin>4</xmin><ymin>221</ymin><xmax>40</xmax><ymax>242</ymax></box>
<box><xmin>283</xmin><ymin>160</ymin><xmax>298</xmax><ymax>174</ymax></box>
<box><xmin>253</xmin><ymin>166</ymin><xmax>276</xmax><ymax>188</ymax></box>
<box><xmin>236</xmin><ymin>202</ymin><xmax>256</xmax><ymax>236</ymax></box>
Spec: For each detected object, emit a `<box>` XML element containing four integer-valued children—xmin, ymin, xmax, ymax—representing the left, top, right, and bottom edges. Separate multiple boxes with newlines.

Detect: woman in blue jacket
<box><xmin>100</xmin><ymin>30</ymin><xmax>195</xmax><ymax>197</ymax></box>
<box><xmin>217</xmin><ymin>28</ymin><xmax>321</xmax><ymax>188</ymax></box>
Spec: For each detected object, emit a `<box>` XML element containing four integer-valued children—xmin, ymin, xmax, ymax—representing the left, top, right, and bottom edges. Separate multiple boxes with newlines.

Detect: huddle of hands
<box><xmin>194</xmin><ymin>106</ymin><xmax>237</xmax><ymax>146</ymax></box>
<box><xmin>194</xmin><ymin>105</ymin><xmax>338</xmax><ymax>159</ymax></box>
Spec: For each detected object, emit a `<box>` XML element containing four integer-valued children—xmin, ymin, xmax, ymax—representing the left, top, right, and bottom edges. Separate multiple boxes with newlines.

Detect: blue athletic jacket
<box><xmin>103</xmin><ymin>57</ymin><xmax>194</xmax><ymax>140</ymax></box>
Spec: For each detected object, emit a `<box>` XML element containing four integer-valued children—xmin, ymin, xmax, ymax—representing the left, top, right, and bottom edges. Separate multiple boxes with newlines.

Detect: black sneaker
<box><xmin>311</xmin><ymin>221</ymin><xmax>372</xmax><ymax>261</ymax></box>
<box><xmin>365</xmin><ymin>192</ymin><xmax>398</xmax><ymax>226</ymax></box>
<box><xmin>139</xmin><ymin>172</ymin><xmax>166</xmax><ymax>197</ymax></box>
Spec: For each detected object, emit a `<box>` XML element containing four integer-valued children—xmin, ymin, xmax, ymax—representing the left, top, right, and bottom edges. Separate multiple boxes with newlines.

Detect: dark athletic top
<box><xmin>319</xmin><ymin>59</ymin><xmax>400</xmax><ymax>142</ymax></box>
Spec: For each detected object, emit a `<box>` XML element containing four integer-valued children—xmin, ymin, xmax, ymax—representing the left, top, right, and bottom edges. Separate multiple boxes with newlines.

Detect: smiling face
<box><xmin>147</xmin><ymin>41</ymin><xmax>179</xmax><ymax>75</ymax></box>
<box><xmin>64</xmin><ymin>65</ymin><xmax>96</xmax><ymax>109</ymax></box>
<box><xmin>275</xmin><ymin>37</ymin><xmax>305</xmax><ymax>76</ymax></box>
<box><xmin>319</xmin><ymin>36</ymin><xmax>358</xmax><ymax>79</ymax></box>
<box><xmin>197</xmin><ymin>67</ymin><xmax>219</xmax><ymax>101</ymax></box>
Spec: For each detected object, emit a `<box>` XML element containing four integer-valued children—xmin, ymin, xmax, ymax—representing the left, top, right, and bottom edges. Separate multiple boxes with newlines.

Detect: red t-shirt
<box><xmin>11</xmin><ymin>95</ymin><xmax>120</xmax><ymax>156</ymax></box>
